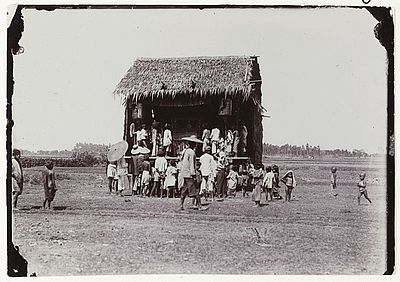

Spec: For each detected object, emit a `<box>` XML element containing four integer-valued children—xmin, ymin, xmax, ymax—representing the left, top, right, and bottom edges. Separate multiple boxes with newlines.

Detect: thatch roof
<box><xmin>114</xmin><ymin>56</ymin><xmax>261</xmax><ymax>105</ymax></box>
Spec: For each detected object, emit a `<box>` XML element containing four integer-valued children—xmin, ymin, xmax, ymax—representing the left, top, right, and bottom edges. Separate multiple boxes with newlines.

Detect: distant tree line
<box><xmin>263</xmin><ymin>143</ymin><xmax>370</xmax><ymax>158</ymax></box>
<box><xmin>20</xmin><ymin>142</ymin><xmax>109</xmax><ymax>167</ymax></box>
<box><xmin>19</xmin><ymin>141</ymin><xmax>373</xmax><ymax>168</ymax></box>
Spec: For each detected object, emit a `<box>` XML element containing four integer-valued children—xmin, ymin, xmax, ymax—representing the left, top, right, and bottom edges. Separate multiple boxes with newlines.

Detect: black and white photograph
<box><xmin>4</xmin><ymin>0</ymin><xmax>396</xmax><ymax>278</ymax></box>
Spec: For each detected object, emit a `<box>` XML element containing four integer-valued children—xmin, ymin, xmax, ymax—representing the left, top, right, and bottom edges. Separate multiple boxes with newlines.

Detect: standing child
<box><xmin>226</xmin><ymin>165</ymin><xmax>239</xmax><ymax>197</ymax></box>
<box><xmin>116</xmin><ymin>156</ymin><xmax>129</xmax><ymax>196</ymax></box>
<box><xmin>263</xmin><ymin>166</ymin><xmax>274</xmax><ymax>202</ymax></box>
<box><xmin>209</xmin><ymin>156</ymin><xmax>217</xmax><ymax>201</ymax></box>
<box><xmin>357</xmin><ymin>173</ymin><xmax>372</xmax><ymax>205</ymax></box>
<box><xmin>199</xmin><ymin>146</ymin><xmax>214</xmax><ymax>201</ymax></box>
<box><xmin>165</xmin><ymin>161</ymin><xmax>178</xmax><ymax>198</ymax></box>
<box><xmin>192</xmin><ymin>161</ymin><xmax>202</xmax><ymax>207</ymax></box>
<box><xmin>42</xmin><ymin>161</ymin><xmax>57</xmax><ymax>209</ymax></box>
<box><xmin>151</xmin><ymin>149</ymin><xmax>168</xmax><ymax>197</ymax></box>
<box><xmin>106</xmin><ymin>161</ymin><xmax>117</xmax><ymax>193</ymax></box>
<box><xmin>272</xmin><ymin>165</ymin><xmax>282</xmax><ymax>199</ymax></box>
<box><xmin>176</xmin><ymin>156</ymin><xmax>184</xmax><ymax>198</ymax></box>
<box><xmin>237</xmin><ymin>165</ymin><xmax>244</xmax><ymax>195</ymax></box>
<box><xmin>241</xmin><ymin>164</ymin><xmax>249</xmax><ymax>197</ymax></box>
<box><xmin>248</xmin><ymin>163</ymin><xmax>255</xmax><ymax>197</ymax></box>
<box><xmin>141</xmin><ymin>166</ymin><xmax>151</xmax><ymax>197</ymax></box>
<box><xmin>331</xmin><ymin>167</ymin><xmax>338</xmax><ymax>196</ymax></box>
<box><xmin>280</xmin><ymin>170</ymin><xmax>297</xmax><ymax>202</ymax></box>
<box><xmin>251</xmin><ymin>163</ymin><xmax>264</xmax><ymax>207</ymax></box>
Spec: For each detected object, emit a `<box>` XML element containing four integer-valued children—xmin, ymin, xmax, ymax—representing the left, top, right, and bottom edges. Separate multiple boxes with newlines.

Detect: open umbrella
<box><xmin>181</xmin><ymin>135</ymin><xmax>204</xmax><ymax>144</ymax></box>
<box><xmin>107</xmin><ymin>141</ymin><xmax>128</xmax><ymax>162</ymax></box>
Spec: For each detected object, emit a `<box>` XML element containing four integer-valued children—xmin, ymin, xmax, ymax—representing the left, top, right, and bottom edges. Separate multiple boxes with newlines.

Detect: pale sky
<box><xmin>12</xmin><ymin>7</ymin><xmax>387</xmax><ymax>154</ymax></box>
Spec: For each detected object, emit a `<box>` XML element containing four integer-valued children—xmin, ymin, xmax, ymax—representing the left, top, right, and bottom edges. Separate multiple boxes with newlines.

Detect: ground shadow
<box><xmin>52</xmin><ymin>206</ymin><xmax>68</xmax><ymax>211</ymax></box>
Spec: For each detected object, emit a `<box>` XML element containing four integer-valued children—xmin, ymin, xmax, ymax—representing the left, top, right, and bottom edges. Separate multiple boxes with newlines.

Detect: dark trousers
<box><xmin>216</xmin><ymin>169</ymin><xmax>227</xmax><ymax>197</ymax></box>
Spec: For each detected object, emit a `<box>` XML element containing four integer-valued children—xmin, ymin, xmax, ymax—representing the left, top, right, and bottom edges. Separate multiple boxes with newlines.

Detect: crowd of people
<box><xmin>127</xmin><ymin>120</ymin><xmax>250</xmax><ymax>158</ymax></box>
<box><xmin>10</xmin><ymin>144</ymin><xmax>373</xmax><ymax>210</ymax></box>
<box><xmin>105</xmin><ymin>131</ymin><xmax>374</xmax><ymax>210</ymax></box>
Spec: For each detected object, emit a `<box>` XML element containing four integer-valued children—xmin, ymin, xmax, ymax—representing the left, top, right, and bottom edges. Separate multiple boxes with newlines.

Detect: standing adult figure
<box><xmin>180</xmin><ymin>136</ymin><xmax>207</xmax><ymax>210</ymax></box>
<box><xmin>163</xmin><ymin>123</ymin><xmax>173</xmax><ymax>156</ymax></box>
<box><xmin>215</xmin><ymin>147</ymin><xmax>228</xmax><ymax>199</ymax></box>
<box><xmin>151</xmin><ymin>121</ymin><xmax>159</xmax><ymax>157</ymax></box>
<box><xmin>239</xmin><ymin>122</ymin><xmax>248</xmax><ymax>156</ymax></box>
<box><xmin>210</xmin><ymin>127</ymin><xmax>220</xmax><ymax>155</ymax></box>
<box><xmin>129</xmin><ymin>122</ymin><xmax>138</xmax><ymax>147</ymax></box>
<box><xmin>201</xmin><ymin>123</ymin><xmax>211</xmax><ymax>153</ymax></box>
<box><xmin>131</xmin><ymin>145</ymin><xmax>141</xmax><ymax>194</ymax></box>
<box><xmin>11</xmin><ymin>149</ymin><xmax>23</xmax><ymax>209</ymax></box>
<box><xmin>232</xmin><ymin>129</ymin><xmax>240</xmax><ymax>157</ymax></box>
<box><xmin>225</xmin><ymin>129</ymin><xmax>234</xmax><ymax>156</ymax></box>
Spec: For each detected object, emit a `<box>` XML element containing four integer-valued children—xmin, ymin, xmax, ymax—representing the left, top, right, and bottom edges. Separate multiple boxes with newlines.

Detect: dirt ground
<box><xmin>12</xmin><ymin>157</ymin><xmax>388</xmax><ymax>276</ymax></box>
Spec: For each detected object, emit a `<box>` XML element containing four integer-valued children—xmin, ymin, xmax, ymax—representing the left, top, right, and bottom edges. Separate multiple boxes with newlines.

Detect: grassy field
<box><xmin>12</xmin><ymin>157</ymin><xmax>388</xmax><ymax>275</ymax></box>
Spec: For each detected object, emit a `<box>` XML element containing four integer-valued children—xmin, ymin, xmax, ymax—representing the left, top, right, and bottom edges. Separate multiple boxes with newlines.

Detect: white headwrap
<box><xmin>282</xmin><ymin>170</ymin><xmax>297</xmax><ymax>187</ymax></box>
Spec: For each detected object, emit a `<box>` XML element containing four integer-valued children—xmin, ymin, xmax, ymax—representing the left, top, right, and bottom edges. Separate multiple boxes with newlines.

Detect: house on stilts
<box><xmin>113</xmin><ymin>55</ymin><xmax>264</xmax><ymax>164</ymax></box>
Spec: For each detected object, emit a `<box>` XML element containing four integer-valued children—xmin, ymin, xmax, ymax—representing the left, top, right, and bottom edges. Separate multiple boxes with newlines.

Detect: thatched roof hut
<box><xmin>114</xmin><ymin>55</ymin><xmax>263</xmax><ymax>163</ymax></box>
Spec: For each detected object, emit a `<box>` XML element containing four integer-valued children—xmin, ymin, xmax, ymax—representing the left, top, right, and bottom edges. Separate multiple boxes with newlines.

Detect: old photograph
<box><xmin>6</xmin><ymin>2</ymin><xmax>394</xmax><ymax>277</ymax></box>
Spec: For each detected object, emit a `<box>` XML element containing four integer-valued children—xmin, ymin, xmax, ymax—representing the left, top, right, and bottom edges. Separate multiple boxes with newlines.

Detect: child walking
<box><xmin>42</xmin><ymin>161</ymin><xmax>57</xmax><ymax>209</ymax></box>
<box><xmin>357</xmin><ymin>172</ymin><xmax>372</xmax><ymax>205</ymax></box>
<box><xmin>280</xmin><ymin>170</ymin><xmax>297</xmax><ymax>202</ymax></box>
<box><xmin>263</xmin><ymin>166</ymin><xmax>274</xmax><ymax>201</ymax></box>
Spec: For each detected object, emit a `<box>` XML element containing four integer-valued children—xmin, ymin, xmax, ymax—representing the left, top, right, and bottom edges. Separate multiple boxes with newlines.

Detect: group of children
<box><xmin>239</xmin><ymin>163</ymin><xmax>297</xmax><ymax>207</ymax></box>
<box><xmin>330</xmin><ymin>166</ymin><xmax>372</xmax><ymax>205</ymax></box>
